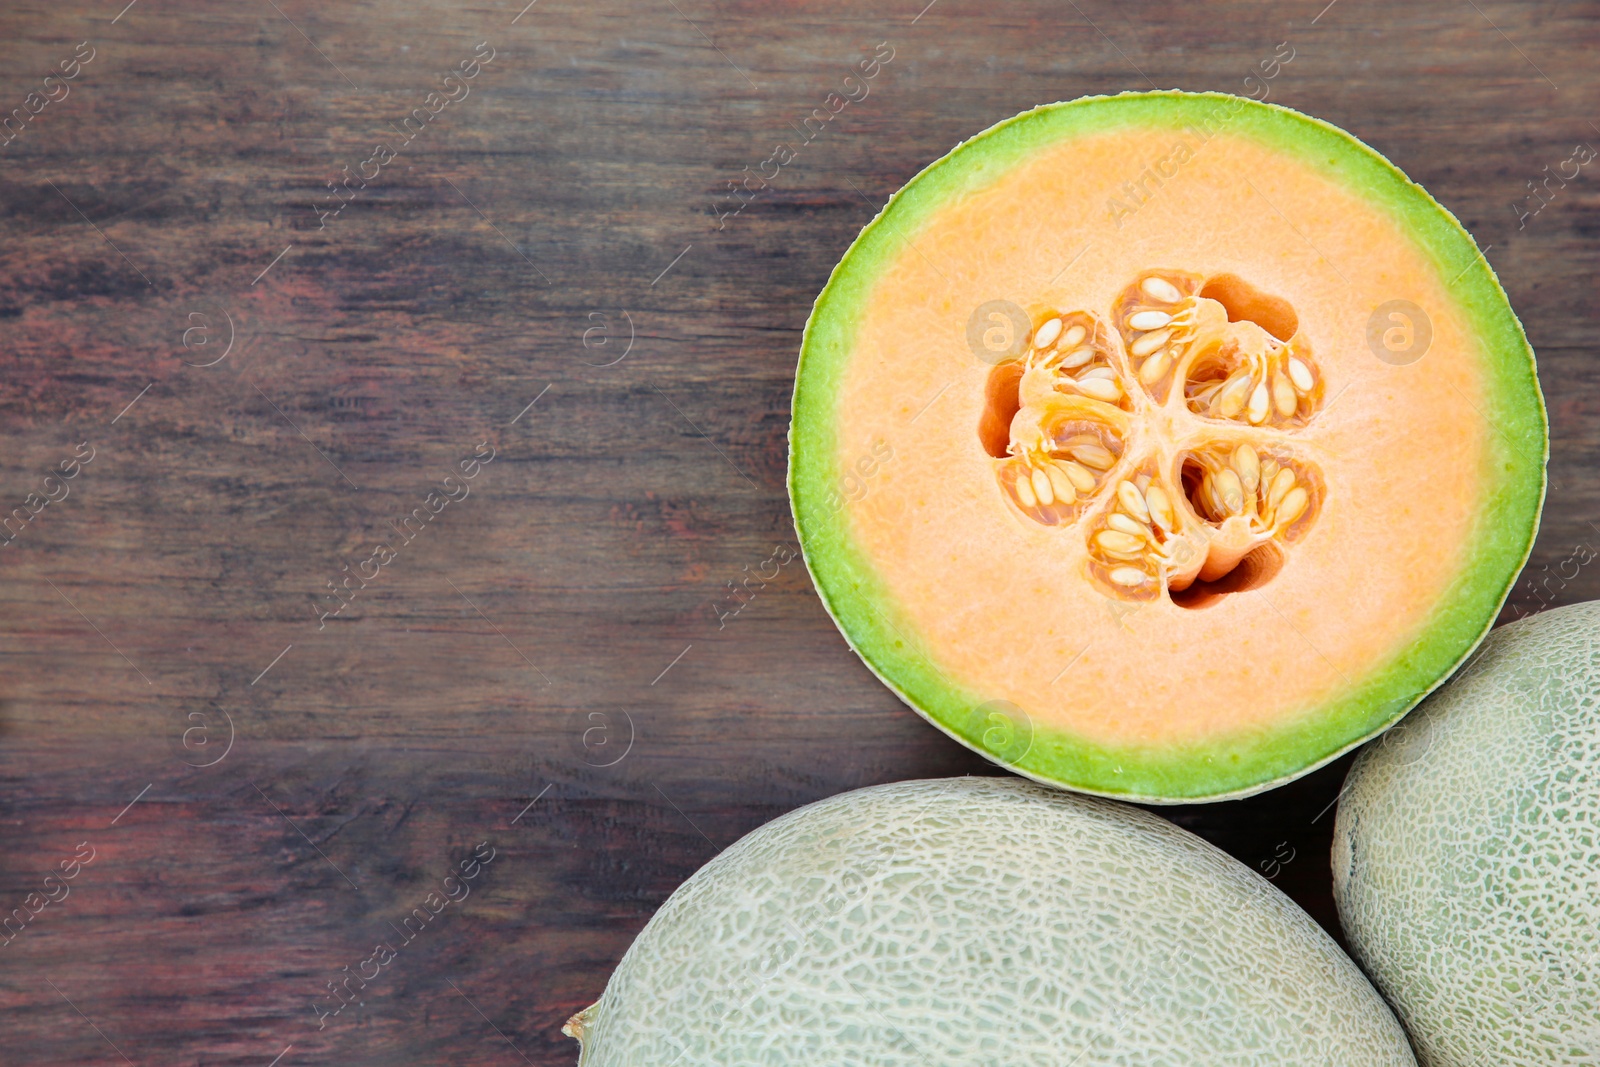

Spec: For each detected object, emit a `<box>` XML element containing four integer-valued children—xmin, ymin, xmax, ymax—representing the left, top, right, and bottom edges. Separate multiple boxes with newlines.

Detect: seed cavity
<box><xmin>981</xmin><ymin>269</ymin><xmax>1324</xmax><ymax>605</ymax></box>
<box><xmin>1197</xmin><ymin>273</ymin><xmax>1299</xmax><ymax>341</ymax></box>
<box><xmin>1156</xmin><ymin>289</ymin><xmax>1322</xmax><ymax>429</ymax></box>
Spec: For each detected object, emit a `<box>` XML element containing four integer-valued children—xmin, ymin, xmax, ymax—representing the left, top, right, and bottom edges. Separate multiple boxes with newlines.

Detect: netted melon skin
<box><xmin>1334</xmin><ymin>602</ymin><xmax>1600</xmax><ymax>1066</ymax></box>
<box><xmin>576</xmin><ymin>777</ymin><xmax>1412</xmax><ymax>1066</ymax></box>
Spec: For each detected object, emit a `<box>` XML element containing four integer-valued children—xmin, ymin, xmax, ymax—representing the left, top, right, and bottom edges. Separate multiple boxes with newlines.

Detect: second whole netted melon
<box><xmin>1334</xmin><ymin>602</ymin><xmax>1600</xmax><ymax>1065</ymax></box>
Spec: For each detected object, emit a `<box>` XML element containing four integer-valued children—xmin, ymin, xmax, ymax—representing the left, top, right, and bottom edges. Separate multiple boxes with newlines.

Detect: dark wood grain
<box><xmin>0</xmin><ymin>0</ymin><xmax>1595</xmax><ymax>1062</ymax></box>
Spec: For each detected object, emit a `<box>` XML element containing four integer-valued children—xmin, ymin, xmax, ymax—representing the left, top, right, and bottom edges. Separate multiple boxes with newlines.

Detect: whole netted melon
<box><xmin>568</xmin><ymin>777</ymin><xmax>1413</xmax><ymax>1065</ymax></box>
<box><xmin>1334</xmin><ymin>602</ymin><xmax>1600</xmax><ymax>1065</ymax></box>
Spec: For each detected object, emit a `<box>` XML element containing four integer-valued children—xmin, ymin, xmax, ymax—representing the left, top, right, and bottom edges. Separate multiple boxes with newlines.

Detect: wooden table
<box><xmin>0</xmin><ymin>0</ymin><xmax>1594</xmax><ymax>1062</ymax></box>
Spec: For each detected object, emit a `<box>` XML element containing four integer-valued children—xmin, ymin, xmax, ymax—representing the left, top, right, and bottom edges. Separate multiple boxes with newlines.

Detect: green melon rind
<box><xmin>788</xmin><ymin>91</ymin><xmax>1546</xmax><ymax>803</ymax></box>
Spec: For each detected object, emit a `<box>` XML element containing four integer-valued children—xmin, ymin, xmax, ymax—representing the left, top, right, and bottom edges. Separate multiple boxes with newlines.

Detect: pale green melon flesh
<box><xmin>1334</xmin><ymin>602</ymin><xmax>1600</xmax><ymax>1065</ymax></box>
<box><xmin>575</xmin><ymin>778</ymin><xmax>1414</xmax><ymax>1066</ymax></box>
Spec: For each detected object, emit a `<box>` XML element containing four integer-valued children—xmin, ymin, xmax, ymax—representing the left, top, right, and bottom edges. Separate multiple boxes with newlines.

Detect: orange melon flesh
<box><xmin>789</xmin><ymin>93</ymin><xmax>1545</xmax><ymax>802</ymax></box>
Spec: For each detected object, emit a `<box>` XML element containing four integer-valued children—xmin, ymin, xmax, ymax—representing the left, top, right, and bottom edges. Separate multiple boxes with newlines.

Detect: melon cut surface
<box><xmin>789</xmin><ymin>91</ymin><xmax>1545</xmax><ymax>802</ymax></box>
<box><xmin>567</xmin><ymin>777</ymin><xmax>1415</xmax><ymax>1066</ymax></box>
<box><xmin>1334</xmin><ymin>602</ymin><xmax>1600</xmax><ymax>1065</ymax></box>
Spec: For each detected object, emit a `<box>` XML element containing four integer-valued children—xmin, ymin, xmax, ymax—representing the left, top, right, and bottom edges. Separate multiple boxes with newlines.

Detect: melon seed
<box><xmin>1275</xmin><ymin>486</ymin><xmax>1309</xmax><ymax>526</ymax></box>
<box><xmin>1214</xmin><ymin>469</ymin><xmax>1244</xmax><ymax>514</ymax></box>
<box><xmin>1070</xmin><ymin>444</ymin><xmax>1116</xmax><ymax>470</ymax></box>
<box><xmin>1059</xmin><ymin>345</ymin><xmax>1096</xmax><ymax>370</ymax></box>
<box><xmin>1045</xmin><ymin>465</ymin><xmax>1077</xmax><ymax>505</ymax></box>
<box><xmin>1128</xmin><ymin>310</ymin><xmax>1172</xmax><ymax>331</ymax></box>
<box><xmin>1076</xmin><ymin>379</ymin><xmax>1121</xmax><ymax>402</ymax></box>
<box><xmin>1108</xmin><ymin>566</ymin><xmax>1148</xmax><ymax>587</ymax></box>
<box><xmin>1107</xmin><ymin>512</ymin><xmax>1148</xmax><ymax>538</ymax></box>
<box><xmin>1097</xmin><ymin>530</ymin><xmax>1146</xmax><ymax>555</ymax></box>
<box><xmin>1060</xmin><ymin>323</ymin><xmax>1087</xmax><ymax>349</ymax></box>
<box><xmin>1031</xmin><ymin>467</ymin><xmax>1055</xmax><ymax>506</ymax></box>
<box><xmin>1131</xmin><ymin>328</ymin><xmax>1172</xmax><ymax>357</ymax></box>
<box><xmin>1287</xmin><ymin>356</ymin><xmax>1314</xmax><ymax>392</ymax></box>
<box><xmin>1233</xmin><ymin>444</ymin><xmax>1260</xmax><ymax>491</ymax></box>
<box><xmin>1260</xmin><ymin>459</ymin><xmax>1279</xmax><ymax>494</ymax></box>
<box><xmin>1217</xmin><ymin>379</ymin><xmax>1249</xmax><ymax>418</ymax></box>
<box><xmin>1139</xmin><ymin>350</ymin><xmax>1173</xmax><ymax>385</ymax></box>
<box><xmin>1117</xmin><ymin>481</ymin><xmax>1151</xmax><ymax>523</ymax></box>
<box><xmin>1034</xmin><ymin>317</ymin><xmax>1063</xmax><ymax>349</ymax></box>
<box><xmin>1268</xmin><ymin>467</ymin><xmax>1296</xmax><ymax>511</ymax></box>
<box><xmin>1144</xmin><ymin>485</ymin><xmax>1176</xmax><ymax>531</ymax></box>
<box><xmin>1247</xmin><ymin>381</ymin><xmax>1270</xmax><ymax>424</ymax></box>
<box><xmin>1141</xmin><ymin>276</ymin><xmax>1182</xmax><ymax>303</ymax></box>
<box><xmin>1272</xmin><ymin>372</ymin><xmax>1297</xmax><ymax>417</ymax></box>
<box><xmin>1059</xmin><ymin>460</ymin><xmax>1097</xmax><ymax>491</ymax></box>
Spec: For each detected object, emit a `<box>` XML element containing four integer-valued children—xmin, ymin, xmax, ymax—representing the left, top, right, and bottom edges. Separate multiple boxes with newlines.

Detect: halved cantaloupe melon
<box><xmin>790</xmin><ymin>92</ymin><xmax>1545</xmax><ymax>802</ymax></box>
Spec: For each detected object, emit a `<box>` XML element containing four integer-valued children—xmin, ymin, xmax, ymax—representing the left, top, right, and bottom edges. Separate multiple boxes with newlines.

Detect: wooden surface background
<box><xmin>0</xmin><ymin>0</ymin><xmax>1595</xmax><ymax>1062</ymax></box>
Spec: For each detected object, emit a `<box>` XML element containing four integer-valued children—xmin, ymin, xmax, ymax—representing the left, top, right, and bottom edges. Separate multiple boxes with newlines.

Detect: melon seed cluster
<box><xmin>987</xmin><ymin>270</ymin><xmax>1325</xmax><ymax>603</ymax></box>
